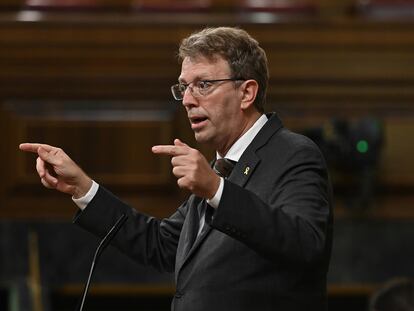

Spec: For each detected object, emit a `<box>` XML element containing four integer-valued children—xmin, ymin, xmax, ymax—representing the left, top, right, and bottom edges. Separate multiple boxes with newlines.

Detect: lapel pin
<box><xmin>243</xmin><ymin>166</ymin><xmax>250</xmax><ymax>175</ymax></box>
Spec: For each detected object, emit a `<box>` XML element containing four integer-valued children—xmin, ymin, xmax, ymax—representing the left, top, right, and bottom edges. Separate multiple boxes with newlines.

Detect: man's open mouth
<box><xmin>190</xmin><ymin>116</ymin><xmax>208</xmax><ymax>124</ymax></box>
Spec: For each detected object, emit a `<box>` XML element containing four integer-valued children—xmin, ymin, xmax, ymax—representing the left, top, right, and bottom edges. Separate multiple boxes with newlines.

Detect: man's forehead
<box><xmin>179</xmin><ymin>55</ymin><xmax>230</xmax><ymax>81</ymax></box>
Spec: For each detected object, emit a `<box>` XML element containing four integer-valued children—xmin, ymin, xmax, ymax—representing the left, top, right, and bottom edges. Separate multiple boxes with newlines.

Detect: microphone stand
<box><xmin>76</xmin><ymin>213</ymin><xmax>128</xmax><ymax>311</ymax></box>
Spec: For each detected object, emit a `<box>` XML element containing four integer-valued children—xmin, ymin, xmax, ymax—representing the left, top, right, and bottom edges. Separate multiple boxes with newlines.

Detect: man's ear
<box><xmin>240</xmin><ymin>80</ymin><xmax>259</xmax><ymax>110</ymax></box>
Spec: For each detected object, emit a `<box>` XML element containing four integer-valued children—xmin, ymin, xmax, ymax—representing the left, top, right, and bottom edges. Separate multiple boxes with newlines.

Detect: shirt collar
<box><xmin>216</xmin><ymin>114</ymin><xmax>268</xmax><ymax>162</ymax></box>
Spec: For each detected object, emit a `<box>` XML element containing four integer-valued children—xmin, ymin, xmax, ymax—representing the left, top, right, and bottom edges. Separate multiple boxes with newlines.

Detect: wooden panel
<box><xmin>283</xmin><ymin>119</ymin><xmax>406</xmax><ymax>184</ymax></box>
<box><xmin>0</xmin><ymin>0</ymin><xmax>354</xmax><ymax>12</ymax></box>
<box><xmin>1</xmin><ymin>101</ymin><xmax>182</xmax><ymax>219</ymax></box>
<box><xmin>0</xmin><ymin>13</ymin><xmax>414</xmax><ymax>219</ymax></box>
<box><xmin>0</xmin><ymin>21</ymin><xmax>182</xmax><ymax>100</ymax></box>
<box><xmin>355</xmin><ymin>0</ymin><xmax>414</xmax><ymax>19</ymax></box>
<box><xmin>1</xmin><ymin>14</ymin><xmax>414</xmax><ymax>105</ymax></box>
<box><xmin>8</xmin><ymin>101</ymin><xmax>175</xmax><ymax>185</ymax></box>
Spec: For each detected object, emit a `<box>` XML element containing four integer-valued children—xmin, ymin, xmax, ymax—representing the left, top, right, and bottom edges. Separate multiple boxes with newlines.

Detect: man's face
<box><xmin>179</xmin><ymin>55</ymin><xmax>244</xmax><ymax>154</ymax></box>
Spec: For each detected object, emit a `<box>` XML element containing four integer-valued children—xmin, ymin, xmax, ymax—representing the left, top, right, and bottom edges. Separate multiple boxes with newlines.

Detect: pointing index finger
<box><xmin>19</xmin><ymin>143</ymin><xmax>55</xmax><ymax>153</ymax></box>
<box><xmin>152</xmin><ymin>145</ymin><xmax>187</xmax><ymax>156</ymax></box>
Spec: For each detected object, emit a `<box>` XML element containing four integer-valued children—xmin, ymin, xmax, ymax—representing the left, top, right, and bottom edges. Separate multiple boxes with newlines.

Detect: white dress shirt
<box><xmin>197</xmin><ymin>114</ymin><xmax>268</xmax><ymax>235</ymax></box>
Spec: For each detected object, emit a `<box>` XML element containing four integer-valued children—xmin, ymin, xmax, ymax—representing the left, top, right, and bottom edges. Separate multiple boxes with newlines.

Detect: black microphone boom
<box><xmin>76</xmin><ymin>213</ymin><xmax>128</xmax><ymax>311</ymax></box>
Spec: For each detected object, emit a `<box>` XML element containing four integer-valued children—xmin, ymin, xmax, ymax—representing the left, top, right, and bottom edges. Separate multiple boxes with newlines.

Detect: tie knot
<box><xmin>213</xmin><ymin>158</ymin><xmax>237</xmax><ymax>178</ymax></box>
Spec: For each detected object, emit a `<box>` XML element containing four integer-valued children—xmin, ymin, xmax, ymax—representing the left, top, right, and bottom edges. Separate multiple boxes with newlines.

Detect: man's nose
<box><xmin>182</xmin><ymin>87</ymin><xmax>198</xmax><ymax>107</ymax></box>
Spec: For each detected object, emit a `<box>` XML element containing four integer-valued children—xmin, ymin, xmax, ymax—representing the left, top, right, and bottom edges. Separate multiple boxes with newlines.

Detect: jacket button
<box><xmin>175</xmin><ymin>291</ymin><xmax>183</xmax><ymax>298</ymax></box>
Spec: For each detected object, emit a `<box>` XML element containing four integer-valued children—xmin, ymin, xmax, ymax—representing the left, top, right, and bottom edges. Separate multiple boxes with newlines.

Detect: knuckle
<box><xmin>187</xmin><ymin>183</ymin><xmax>195</xmax><ymax>192</ymax></box>
<box><xmin>41</xmin><ymin>178</ymin><xmax>52</xmax><ymax>189</ymax></box>
<box><xmin>177</xmin><ymin>179</ymin><xmax>184</xmax><ymax>188</ymax></box>
<box><xmin>185</xmin><ymin>177</ymin><xmax>194</xmax><ymax>188</ymax></box>
<box><xmin>54</xmin><ymin>148</ymin><xmax>63</xmax><ymax>157</ymax></box>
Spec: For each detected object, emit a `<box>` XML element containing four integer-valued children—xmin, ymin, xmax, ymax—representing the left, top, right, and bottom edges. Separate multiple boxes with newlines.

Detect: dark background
<box><xmin>1</xmin><ymin>0</ymin><xmax>414</xmax><ymax>310</ymax></box>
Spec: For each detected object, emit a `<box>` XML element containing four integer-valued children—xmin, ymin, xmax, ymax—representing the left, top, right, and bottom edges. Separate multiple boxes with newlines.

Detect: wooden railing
<box><xmin>1</xmin><ymin>11</ymin><xmax>414</xmax><ymax>219</ymax></box>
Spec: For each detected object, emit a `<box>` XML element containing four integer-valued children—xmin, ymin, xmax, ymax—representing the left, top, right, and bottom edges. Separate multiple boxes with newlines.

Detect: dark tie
<box><xmin>213</xmin><ymin>158</ymin><xmax>237</xmax><ymax>178</ymax></box>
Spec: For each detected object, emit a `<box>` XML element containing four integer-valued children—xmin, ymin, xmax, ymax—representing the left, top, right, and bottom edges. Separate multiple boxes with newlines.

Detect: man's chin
<box><xmin>193</xmin><ymin>132</ymin><xmax>211</xmax><ymax>144</ymax></box>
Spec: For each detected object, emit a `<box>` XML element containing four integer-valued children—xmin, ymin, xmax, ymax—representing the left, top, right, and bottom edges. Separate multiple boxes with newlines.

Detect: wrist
<box><xmin>73</xmin><ymin>176</ymin><xmax>92</xmax><ymax>199</ymax></box>
<box><xmin>208</xmin><ymin>175</ymin><xmax>221</xmax><ymax>199</ymax></box>
<box><xmin>206</xmin><ymin>176</ymin><xmax>224</xmax><ymax>209</ymax></box>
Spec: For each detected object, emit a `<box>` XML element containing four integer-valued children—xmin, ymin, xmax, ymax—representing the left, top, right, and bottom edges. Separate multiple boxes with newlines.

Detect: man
<box><xmin>370</xmin><ymin>278</ymin><xmax>414</xmax><ymax>311</ymax></box>
<box><xmin>20</xmin><ymin>27</ymin><xmax>333</xmax><ymax>311</ymax></box>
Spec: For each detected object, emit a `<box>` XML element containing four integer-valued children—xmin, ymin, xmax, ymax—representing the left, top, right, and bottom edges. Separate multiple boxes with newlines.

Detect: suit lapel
<box><xmin>174</xmin><ymin>198</ymin><xmax>200</xmax><ymax>279</ymax></box>
<box><xmin>228</xmin><ymin>113</ymin><xmax>283</xmax><ymax>187</ymax></box>
<box><xmin>175</xmin><ymin>200</ymin><xmax>212</xmax><ymax>277</ymax></box>
<box><xmin>228</xmin><ymin>153</ymin><xmax>260</xmax><ymax>187</ymax></box>
<box><xmin>182</xmin><ymin>200</ymin><xmax>201</xmax><ymax>257</ymax></box>
<box><xmin>176</xmin><ymin>113</ymin><xmax>283</xmax><ymax>277</ymax></box>
<box><xmin>184</xmin><ymin>204</ymin><xmax>212</xmax><ymax>259</ymax></box>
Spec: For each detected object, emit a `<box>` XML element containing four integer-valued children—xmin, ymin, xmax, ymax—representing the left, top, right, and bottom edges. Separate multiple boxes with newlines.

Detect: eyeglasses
<box><xmin>171</xmin><ymin>78</ymin><xmax>245</xmax><ymax>101</ymax></box>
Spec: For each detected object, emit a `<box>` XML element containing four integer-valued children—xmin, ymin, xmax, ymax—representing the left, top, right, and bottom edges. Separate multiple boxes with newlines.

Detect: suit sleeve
<box><xmin>207</xmin><ymin>138</ymin><xmax>333</xmax><ymax>266</ymax></box>
<box><xmin>73</xmin><ymin>186</ymin><xmax>186</xmax><ymax>273</ymax></box>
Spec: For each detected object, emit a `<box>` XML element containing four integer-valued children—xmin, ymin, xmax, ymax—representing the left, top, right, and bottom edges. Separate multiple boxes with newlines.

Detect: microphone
<box><xmin>76</xmin><ymin>213</ymin><xmax>128</xmax><ymax>311</ymax></box>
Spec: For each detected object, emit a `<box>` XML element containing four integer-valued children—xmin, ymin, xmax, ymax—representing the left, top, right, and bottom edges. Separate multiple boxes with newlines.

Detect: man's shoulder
<box><xmin>270</xmin><ymin>124</ymin><xmax>318</xmax><ymax>148</ymax></box>
<box><xmin>264</xmin><ymin>126</ymin><xmax>325</xmax><ymax>163</ymax></box>
<box><xmin>249</xmin><ymin>112</ymin><xmax>324</xmax><ymax>161</ymax></box>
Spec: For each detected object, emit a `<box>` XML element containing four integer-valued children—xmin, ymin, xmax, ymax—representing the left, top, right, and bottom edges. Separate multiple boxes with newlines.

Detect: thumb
<box><xmin>174</xmin><ymin>138</ymin><xmax>188</xmax><ymax>147</ymax></box>
<box><xmin>38</xmin><ymin>147</ymin><xmax>50</xmax><ymax>160</ymax></box>
<box><xmin>38</xmin><ymin>147</ymin><xmax>59</xmax><ymax>166</ymax></box>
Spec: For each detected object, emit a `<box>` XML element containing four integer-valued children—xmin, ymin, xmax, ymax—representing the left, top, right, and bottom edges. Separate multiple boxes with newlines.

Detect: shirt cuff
<box><xmin>72</xmin><ymin>180</ymin><xmax>99</xmax><ymax>210</ymax></box>
<box><xmin>206</xmin><ymin>177</ymin><xmax>224</xmax><ymax>209</ymax></box>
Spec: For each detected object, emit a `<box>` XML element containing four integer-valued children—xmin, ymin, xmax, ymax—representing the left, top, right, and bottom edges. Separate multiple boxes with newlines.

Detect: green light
<box><xmin>356</xmin><ymin>140</ymin><xmax>369</xmax><ymax>153</ymax></box>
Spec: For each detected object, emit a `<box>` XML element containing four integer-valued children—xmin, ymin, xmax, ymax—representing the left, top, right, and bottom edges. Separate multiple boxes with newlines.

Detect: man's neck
<box><xmin>217</xmin><ymin>111</ymin><xmax>265</xmax><ymax>158</ymax></box>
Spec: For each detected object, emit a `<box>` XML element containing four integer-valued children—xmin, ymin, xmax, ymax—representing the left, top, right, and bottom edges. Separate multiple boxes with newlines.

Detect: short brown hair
<box><xmin>178</xmin><ymin>27</ymin><xmax>268</xmax><ymax>113</ymax></box>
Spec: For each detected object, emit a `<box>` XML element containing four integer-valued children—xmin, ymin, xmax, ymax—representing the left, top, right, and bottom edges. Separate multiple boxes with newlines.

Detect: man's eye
<box><xmin>178</xmin><ymin>84</ymin><xmax>187</xmax><ymax>92</ymax></box>
<box><xmin>197</xmin><ymin>81</ymin><xmax>212</xmax><ymax>90</ymax></box>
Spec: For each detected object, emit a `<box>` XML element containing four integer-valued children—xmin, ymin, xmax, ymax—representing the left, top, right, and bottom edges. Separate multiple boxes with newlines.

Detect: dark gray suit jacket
<box><xmin>75</xmin><ymin>113</ymin><xmax>333</xmax><ymax>311</ymax></box>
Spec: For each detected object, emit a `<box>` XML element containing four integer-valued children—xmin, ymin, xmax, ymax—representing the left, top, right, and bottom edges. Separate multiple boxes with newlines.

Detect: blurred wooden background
<box><xmin>1</xmin><ymin>0</ymin><xmax>414</xmax><ymax>309</ymax></box>
<box><xmin>1</xmin><ymin>0</ymin><xmax>414</xmax><ymax>219</ymax></box>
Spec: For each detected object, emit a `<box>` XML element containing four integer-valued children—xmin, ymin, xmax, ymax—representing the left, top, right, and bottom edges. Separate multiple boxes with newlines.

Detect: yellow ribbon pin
<box><xmin>244</xmin><ymin>166</ymin><xmax>250</xmax><ymax>175</ymax></box>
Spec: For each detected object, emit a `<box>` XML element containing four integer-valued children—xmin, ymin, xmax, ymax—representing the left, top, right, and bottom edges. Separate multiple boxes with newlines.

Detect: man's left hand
<box><xmin>152</xmin><ymin>139</ymin><xmax>220</xmax><ymax>199</ymax></box>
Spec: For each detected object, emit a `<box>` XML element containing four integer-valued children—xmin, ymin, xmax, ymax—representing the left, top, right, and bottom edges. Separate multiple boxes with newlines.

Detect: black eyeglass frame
<box><xmin>171</xmin><ymin>78</ymin><xmax>245</xmax><ymax>101</ymax></box>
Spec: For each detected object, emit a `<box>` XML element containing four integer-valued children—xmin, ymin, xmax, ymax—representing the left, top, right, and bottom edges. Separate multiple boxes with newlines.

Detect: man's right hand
<box><xmin>19</xmin><ymin>143</ymin><xmax>92</xmax><ymax>198</ymax></box>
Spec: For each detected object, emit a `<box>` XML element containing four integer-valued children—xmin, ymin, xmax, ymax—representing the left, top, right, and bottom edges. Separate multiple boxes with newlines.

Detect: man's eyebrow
<box><xmin>178</xmin><ymin>75</ymin><xmax>210</xmax><ymax>84</ymax></box>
